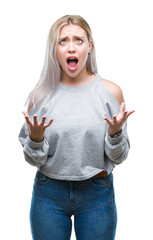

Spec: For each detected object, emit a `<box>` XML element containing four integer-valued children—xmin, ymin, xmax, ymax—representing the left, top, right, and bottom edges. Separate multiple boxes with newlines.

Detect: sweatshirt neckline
<box><xmin>58</xmin><ymin>73</ymin><xmax>100</xmax><ymax>92</ymax></box>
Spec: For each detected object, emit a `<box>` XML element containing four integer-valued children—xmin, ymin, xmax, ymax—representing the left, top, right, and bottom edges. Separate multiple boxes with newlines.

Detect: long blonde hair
<box><xmin>26</xmin><ymin>15</ymin><xmax>98</xmax><ymax>112</ymax></box>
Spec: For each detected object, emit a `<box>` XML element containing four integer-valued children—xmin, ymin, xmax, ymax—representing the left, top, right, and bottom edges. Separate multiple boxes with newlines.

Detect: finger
<box><xmin>22</xmin><ymin>111</ymin><xmax>28</xmax><ymax>118</ymax></box>
<box><xmin>104</xmin><ymin>117</ymin><xmax>113</xmax><ymax>126</ymax></box>
<box><xmin>44</xmin><ymin>119</ymin><xmax>54</xmax><ymax>128</ymax></box>
<box><xmin>113</xmin><ymin>115</ymin><xmax>117</xmax><ymax>123</ymax></box>
<box><xmin>119</xmin><ymin>102</ymin><xmax>125</xmax><ymax>115</ymax></box>
<box><xmin>22</xmin><ymin>111</ymin><xmax>32</xmax><ymax>126</ymax></box>
<box><xmin>125</xmin><ymin>110</ymin><xmax>135</xmax><ymax>120</ymax></box>
<box><xmin>26</xmin><ymin>122</ymin><xmax>31</xmax><ymax>133</ymax></box>
<box><xmin>40</xmin><ymin>116</ymin><xmax>47</xmax><ymax>127</ymax></box>
<box><xmin>33</xmin><ymin>115</ymin><xmax>38</xmax><ymax>126</ymax></box>
<box><xmin>122</xmin><ymin>110</ymin><xmax>128</xmax><ymax>121</ymax></box>
<box><xmin>121</xmin><ymin>102</ymin><xmax>126</xmax><ymax>109</ymax></box>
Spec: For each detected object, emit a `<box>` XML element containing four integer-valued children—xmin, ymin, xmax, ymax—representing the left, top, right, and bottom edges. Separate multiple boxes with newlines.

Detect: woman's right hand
<box><xmin>22</xmin><ymin>112</ymin><xmax>53</xmax><ymax>142</ymax></box>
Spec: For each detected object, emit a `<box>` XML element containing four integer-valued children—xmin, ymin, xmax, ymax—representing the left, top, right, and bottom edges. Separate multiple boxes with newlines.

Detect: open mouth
<box><xmin>66</xmin><ymin>57</ymin><xmax>78</xmax><ymax>71</ymax></box>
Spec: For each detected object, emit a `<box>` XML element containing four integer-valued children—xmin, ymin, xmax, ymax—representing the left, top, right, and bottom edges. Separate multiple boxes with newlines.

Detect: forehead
<box><xmin>59</xmin><ymin>24</ymin><xmax>87</xmax><ymax>38</ymax></box>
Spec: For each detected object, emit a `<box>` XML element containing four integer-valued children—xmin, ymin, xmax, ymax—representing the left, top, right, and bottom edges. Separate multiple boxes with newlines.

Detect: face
<box><xmin>56</xmin><ymin>24</ymin><xmax>92</xmax><ymax>79</ymax></box>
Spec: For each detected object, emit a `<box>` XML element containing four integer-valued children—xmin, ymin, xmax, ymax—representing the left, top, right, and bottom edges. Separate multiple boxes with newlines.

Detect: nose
<box><xmin>68</xmin><ymin>41</ymin><xmax>76</xmax><ymax>53</ymax></box>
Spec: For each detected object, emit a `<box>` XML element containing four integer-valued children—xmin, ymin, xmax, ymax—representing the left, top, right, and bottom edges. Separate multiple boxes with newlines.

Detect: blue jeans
<box><xmin>30</xmin><ymin>171</ymin><xmax>117</xmax><ymax>240</ymax></box>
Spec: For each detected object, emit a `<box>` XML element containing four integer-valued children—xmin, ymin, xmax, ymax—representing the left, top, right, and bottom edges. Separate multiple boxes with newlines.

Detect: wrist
<box><xmin>29</xmin><ymin>134</ymin><xmax>44</xmax><ymax>143</ymax></box>
<box><xmin>108</xmin><ymin>129</ymin><xmax>122</xmax><ymax>138</ymax></box>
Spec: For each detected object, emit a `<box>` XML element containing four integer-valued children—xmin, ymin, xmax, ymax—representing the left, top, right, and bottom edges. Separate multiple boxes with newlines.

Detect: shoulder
<box><xmin>101</xmin><ymin>78</ymin><xmax>124</xmax><ymax>104</ymax></box>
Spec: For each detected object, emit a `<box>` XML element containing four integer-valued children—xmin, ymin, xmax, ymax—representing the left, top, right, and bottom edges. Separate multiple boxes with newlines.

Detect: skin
<box><xmin>23</xmin><ymin>24</ymin><xmax>134</xmax><ymax>142</ymax></box>
<box><xmin>56</xmin><ymin>24</ymin><xmax>94</xmax><ymax>86</ymax></box>
<box><xmin>102</xmin><ymin>79</ymin><xmax>134</xmax><ymax>136</ymax></box>
<box><xmin>22</xmin><ymin>113</ymin><xmax>53</xmax><ymax>142</ymax></box>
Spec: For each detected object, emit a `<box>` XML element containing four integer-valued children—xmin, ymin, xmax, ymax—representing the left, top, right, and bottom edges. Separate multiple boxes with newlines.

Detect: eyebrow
<box><xmin>59</xmin><ymin>35</ymin><xmax>85</xmax><ymax>40</ymax></box>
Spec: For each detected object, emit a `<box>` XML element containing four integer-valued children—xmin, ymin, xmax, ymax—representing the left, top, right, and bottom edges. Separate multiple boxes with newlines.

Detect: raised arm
<box><xmin>102</xmin><ymin>79</ymin><xmax>135</xmax><ymax>164</ymax></box>
<box><xmin>19</xmin><ymin>112</ymin><xmax>53</xmax><ymax>167</ymax></box>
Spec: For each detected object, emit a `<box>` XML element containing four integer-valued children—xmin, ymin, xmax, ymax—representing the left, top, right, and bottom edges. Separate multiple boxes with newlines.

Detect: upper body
<box><xmin>19</xmin><ymin>15</ymin><xmax>134</xmax><ymax>181</ymax></box>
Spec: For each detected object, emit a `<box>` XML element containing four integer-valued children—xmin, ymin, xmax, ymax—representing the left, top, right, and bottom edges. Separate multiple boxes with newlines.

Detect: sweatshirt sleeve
<box><xmin>104</xmin><ymin>121</ymin><xmax>130</xmax><ymax>165</ymax></box>
<box><xmin>18</xmin><ymin>123</ymin><xmax>49</xmax><ymax>167</ymax></box>
<box><xmin>103</xmin><ymin>98</ymin><xmax>130</xmax><ymax>165</ymax></box>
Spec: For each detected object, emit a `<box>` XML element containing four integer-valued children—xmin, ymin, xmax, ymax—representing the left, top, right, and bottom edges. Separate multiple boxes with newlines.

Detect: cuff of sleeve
<box><xmin>106</xmin><ymin>131</ymin><xmax>123</xmax><ymax>145</ymax></box>
<box><xmin>27</xmin><ymin>136</ymin><xmax>44</xmax><ymax>149</ymax></box>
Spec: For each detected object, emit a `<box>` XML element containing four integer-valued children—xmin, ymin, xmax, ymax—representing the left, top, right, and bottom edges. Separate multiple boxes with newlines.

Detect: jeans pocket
<box><xmin>91</xmin><ymin>173</ymin><xmax>113</xmax><ymax>188</ymax></box>
<box><xmin>35</xmin><ymin>171</ymin><xmax>50</xmax><ymax>185</ymax></box>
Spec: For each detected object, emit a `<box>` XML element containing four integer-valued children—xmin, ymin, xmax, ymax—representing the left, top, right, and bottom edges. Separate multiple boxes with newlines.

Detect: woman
<box><xmin>19</xmin><ymin>15</ymin><xmax>134</xmax><ymax>240</ymax></box>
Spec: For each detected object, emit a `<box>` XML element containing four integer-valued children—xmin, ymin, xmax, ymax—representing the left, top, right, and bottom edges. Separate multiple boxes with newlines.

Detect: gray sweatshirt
<box><xmin>19</xmin><ymin>74</ymin><xmax>130</xmax><ymax>181</ymax></box>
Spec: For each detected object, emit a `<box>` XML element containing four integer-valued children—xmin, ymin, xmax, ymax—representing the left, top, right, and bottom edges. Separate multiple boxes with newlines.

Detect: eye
<box><xmin>59</xmin><ymin>39</ymin><xmax>66</xmax><ymax>45</ymax></box>
<box><xmin>76</xmin><ymin>39</ymin><xmax>83</xmax><ymax>44</ymax></box>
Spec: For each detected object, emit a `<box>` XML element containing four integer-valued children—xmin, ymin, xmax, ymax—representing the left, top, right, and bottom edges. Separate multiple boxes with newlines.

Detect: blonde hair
<box><xmin>26</xmin><ymin>15</ymin><xmax>98</xmax><ymax>112</ymax></box>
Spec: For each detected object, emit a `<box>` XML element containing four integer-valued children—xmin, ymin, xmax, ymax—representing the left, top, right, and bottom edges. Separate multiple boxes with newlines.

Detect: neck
<box><xmin>61</xmin><ymin>67</ymin><xmax>95</xmax><ymax>87</ymax></box>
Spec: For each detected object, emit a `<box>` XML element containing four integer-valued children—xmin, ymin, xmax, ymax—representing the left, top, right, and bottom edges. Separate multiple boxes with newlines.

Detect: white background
<box><xmin>0</xmin><ymin>0</ymin><xmax>153</xmax><ymax>239</ymax></box>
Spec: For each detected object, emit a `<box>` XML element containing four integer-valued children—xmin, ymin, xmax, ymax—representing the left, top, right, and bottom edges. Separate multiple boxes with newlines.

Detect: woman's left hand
<box><xmin>104</xmin><ymin>102</ymin><xmax>135</xmax><ymax>137</ymax></box>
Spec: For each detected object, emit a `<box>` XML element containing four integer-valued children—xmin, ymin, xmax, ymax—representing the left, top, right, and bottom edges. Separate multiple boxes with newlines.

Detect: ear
<box><xmin>89</xmin><ymin>39</ymin><xmax>93</xmax><ymax>52</ymax></box>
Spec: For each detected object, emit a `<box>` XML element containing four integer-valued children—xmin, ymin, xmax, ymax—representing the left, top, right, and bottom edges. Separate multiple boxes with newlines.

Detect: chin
<box><xmin>65</xmin><ymin>69</ymin><xmax>82</xmax><ymax>79</ymax></box>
